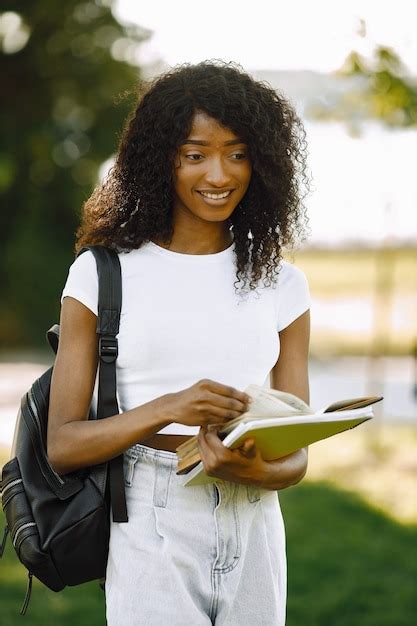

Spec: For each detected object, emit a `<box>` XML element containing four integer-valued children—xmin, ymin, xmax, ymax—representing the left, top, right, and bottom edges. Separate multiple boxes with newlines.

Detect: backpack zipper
<box><xmin>26</xmin><ymin>391</ymin><xmax>65</xmax><ymax>486</ymax></box>
<box><xmin>12</xmin><ymin>522</ymin><xmax>37</xmax><ymax>548</ymax></box>
<box><xmin>33</xmin><ymin>377</ymin><xmax>49</xmax><ymax>440</ymax></box>
<box><xmin>1</xmin><ymin>478</ymin><xmax>23</xmax><ymax>498</ymax></box>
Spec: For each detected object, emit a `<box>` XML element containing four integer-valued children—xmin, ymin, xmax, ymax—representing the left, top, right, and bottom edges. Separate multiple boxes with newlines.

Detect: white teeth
<box><xmin>199</xmin><ymin>191</ymin><xmax>231</xmax><ymax>200</ymax></box>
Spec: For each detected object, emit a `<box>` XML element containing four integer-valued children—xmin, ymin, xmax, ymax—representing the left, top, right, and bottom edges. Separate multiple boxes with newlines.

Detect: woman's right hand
<box><xmin>160</xmin><ymin>379</ymin><xmax>252</xmax><ymax>428</ymax></box>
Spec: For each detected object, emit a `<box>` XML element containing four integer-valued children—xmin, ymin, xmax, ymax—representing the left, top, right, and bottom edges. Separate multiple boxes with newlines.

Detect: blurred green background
<box><xmin>1</xmin><ymin>1</ymin><xmax>416</xmax><ymax>624</ymax></box>
<box><xmin>1</xmin><ymin>0</ymin><xmax>149</xmax><ymax>347</ymax></box>
<box><xmin>1</xmin><ymin>454</ymin><xmax>416</xmax><ymax>626</ymax></box>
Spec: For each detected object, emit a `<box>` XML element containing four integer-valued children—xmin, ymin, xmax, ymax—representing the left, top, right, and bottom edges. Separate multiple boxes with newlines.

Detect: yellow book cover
<box><xmin>179</xmin><ymin>384</ymin><xmax>381</xmax><ymax>487</ymax></box>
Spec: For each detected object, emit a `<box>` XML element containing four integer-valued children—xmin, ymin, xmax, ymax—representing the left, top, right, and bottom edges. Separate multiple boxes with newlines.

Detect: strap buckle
<box><xmin>99</xmin><ymin>336</ymin><xmax>118</xmax><ymax>363</ymax></box>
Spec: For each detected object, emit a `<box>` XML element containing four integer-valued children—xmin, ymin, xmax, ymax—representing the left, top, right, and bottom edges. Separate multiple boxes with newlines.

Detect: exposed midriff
<box><xmin>140</xmin><ymin>433</ymin><xmax>192</xmax><ymax>453</ymax></box>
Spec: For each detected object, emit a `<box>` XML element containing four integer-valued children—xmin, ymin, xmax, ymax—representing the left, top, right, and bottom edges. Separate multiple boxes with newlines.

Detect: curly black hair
<box><xmin>76</xmin><ymin>60</ymin><xmax>310</xmax><ymax>295</ymax></box>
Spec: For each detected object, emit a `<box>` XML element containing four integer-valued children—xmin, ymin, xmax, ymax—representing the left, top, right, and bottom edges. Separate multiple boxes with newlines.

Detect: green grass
<box><xmin>0</xmin><ymin>483</ymin><xmax>416</xmax><ymax>625</ymax></box>
<box><xmin>280</xmin><ymin>482</ymin><xmax>417</xmax><ymax>626</ymax></box>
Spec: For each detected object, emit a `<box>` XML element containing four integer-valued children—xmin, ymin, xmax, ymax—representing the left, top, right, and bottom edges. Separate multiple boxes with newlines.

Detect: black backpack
<box><xmin>0</xmin><ymin>245</ymin><xmax>128</xmax><ymax>614</ymax></box>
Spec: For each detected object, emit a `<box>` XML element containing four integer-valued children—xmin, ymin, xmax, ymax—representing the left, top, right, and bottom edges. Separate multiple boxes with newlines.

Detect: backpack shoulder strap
<box><xmin>47</xmin><ymin>246</ymin><xmax>122</xmax><ymax>357</ymax></box>
<box><xmin>77</xmin><ymin>245</ymin><xmax>122</xmax><ymax>347</ymax></box>
<box><xmin>77</xmin><ymin>245</ymin><xmax>127</xmax><ymax>523</ymax></box>
<box><xmin>78</xmin><ymin>246</ymin><xmax>121</xmax><ymax>420</ymax></box>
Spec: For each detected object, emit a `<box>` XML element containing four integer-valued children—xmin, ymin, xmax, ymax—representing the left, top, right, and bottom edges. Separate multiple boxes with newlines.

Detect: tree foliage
<box><xmin>338</xmin><ymin>46</ymin><xmax>417</xmax><ymax>127</ymax></box>
<box><xmin>309</xmin><ymin>44</ymin><xmax>417</xmax><ymax>132</ymax></box>
<box><xmin>0</xmin><ymin>0</ymin><xmax>149</xmax><ymax>346</ymax></box>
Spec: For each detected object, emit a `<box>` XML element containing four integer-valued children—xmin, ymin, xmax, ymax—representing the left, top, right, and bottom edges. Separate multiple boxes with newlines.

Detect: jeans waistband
<box><xmin>126</xmin><ymin>443</ymin><xmax>177</xmax><ymax>466</ymax></box>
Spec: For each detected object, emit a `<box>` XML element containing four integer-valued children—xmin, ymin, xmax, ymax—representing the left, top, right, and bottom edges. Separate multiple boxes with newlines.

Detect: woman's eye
<box><xmin>186</xmin><ymin>154</ymin><xmax>203</xmax><ymax>161</ymax></box>
<box><xmin>185</xmin><ymin>152</ymin><xmax>247</xmax><ymax>161</ymax></box>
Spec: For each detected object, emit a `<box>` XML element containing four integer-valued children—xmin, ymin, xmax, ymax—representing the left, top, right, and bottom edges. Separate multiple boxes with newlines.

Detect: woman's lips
<box><xmin>196</xmin><ymin>190</ymin><xmax>234</xmax><ymax>206</ymax></box>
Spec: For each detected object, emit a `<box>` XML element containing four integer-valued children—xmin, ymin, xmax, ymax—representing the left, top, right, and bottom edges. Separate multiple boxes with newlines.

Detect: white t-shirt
<box><xmin>61</xmin><ymin>240</ymin><xmax>310</xmax><ymax>435</ymax></box>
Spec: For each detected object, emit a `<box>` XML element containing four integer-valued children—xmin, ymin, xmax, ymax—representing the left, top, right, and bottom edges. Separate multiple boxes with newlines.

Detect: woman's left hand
<box><xmin>197</xmin><ymin>426</ymin><xmax>267</xmax><ymax>486</ymax></box>
<box><xmin>197</xmin><ymin>426</ymin><xmax>308</xmax><ymax>490</ymax></box>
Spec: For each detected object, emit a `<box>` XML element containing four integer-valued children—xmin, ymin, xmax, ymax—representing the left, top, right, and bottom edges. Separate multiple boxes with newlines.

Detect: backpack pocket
<box><xmin>2</xmin><ymin>457</ymin><xmax>38</xmax><ymax>561</ymax></box>
<box><xmin>1</xmin><ymin>457</ymin><xmax>29</xmax><ymax>526</ymax></box>
<box><xmin>1</xmin><ymin>468</ymin><xmax>25</xmax><ymax>508</ymax></box>
<box><xmin>1</xmin><ymin>456</ymin><xmax>64</xmax><ymax>591</ymax></box>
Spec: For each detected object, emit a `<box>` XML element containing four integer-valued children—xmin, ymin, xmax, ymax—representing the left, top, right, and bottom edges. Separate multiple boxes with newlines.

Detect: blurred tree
<box><xmin>307</xmin><ymin>20</ymin><xmax>417</xmax><ymax>133</ymax></box>
<box><xmin>0</xmin><ymin>1</ymin><xmax>151</xmax><ymax>346</ymax></box>
<box><xmin>337</xmin><ymin>45</ymin><xmax>417</xmax><ymax>128</ymax></box>
<box><xmin>308</xmin><ymin>29</ymin><xmax>417</xmax><ymax>364</ymax></box>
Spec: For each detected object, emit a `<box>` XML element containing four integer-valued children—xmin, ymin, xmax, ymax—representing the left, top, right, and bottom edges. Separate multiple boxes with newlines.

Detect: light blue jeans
<box><xmin>105</xmin><ymin>444</ymin><xmax>287</xmax><ymax>625</ymax></box>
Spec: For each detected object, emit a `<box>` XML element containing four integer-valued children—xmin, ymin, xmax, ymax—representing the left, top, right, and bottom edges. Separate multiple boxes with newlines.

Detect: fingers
<box><xmin>198</xmin><ymin>379</ymin><xmax>252</xmax><ymax>412</ymax></box>
<box><xmin>239</xmin><ymin>438</ymin><xmax>257</xmax><ymax>459</ymax></box>
<box><xmin>206</xmin><ymin>393</ymin><xmax>248</xmax><ymax>413</ymax></box>
<box><xmin>215</xmin><ymin>391</ymin><xmax>251</xmax><ymax>413</ymax></box>
<box><xmin>197</xmin><ymin>427</ymin><xmax>221</xmax><ymax>475</ymax></box>
<box><xmin>194</xmin><ymin>380</ymin><xmax>253</xmax><ymax>427</ymax></box>
<box><xmin>198</xmin><ymin>429</ymin><xmax>258</xmax><ymax>478</ymax></box>
<box><xmin>199</xmin><ymin>393</ymin><xmax>251</xmax><ymax>426</ymax></box>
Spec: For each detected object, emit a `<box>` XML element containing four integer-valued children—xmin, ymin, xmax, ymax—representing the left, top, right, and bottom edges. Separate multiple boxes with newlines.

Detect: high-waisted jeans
<box><xmin>105</xmin><ymin>444</ymin><xmax>287</xmax><ymax>625</ymax></box>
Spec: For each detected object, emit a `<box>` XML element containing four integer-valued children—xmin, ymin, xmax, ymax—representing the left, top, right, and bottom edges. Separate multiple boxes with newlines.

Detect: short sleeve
<box><xmin>61</xmin><ymin>250</ymin><xmax>98</xmax><ymax>316</ymax></box>
<box><xmin>276</xmin><ymin>262</ymin><xmax>310</xmax><ymax>331</ymax></box>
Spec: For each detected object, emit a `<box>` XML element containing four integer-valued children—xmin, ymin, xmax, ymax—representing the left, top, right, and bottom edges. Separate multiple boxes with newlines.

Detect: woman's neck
<box><xmin>151</xmin><ymin>231</ymin><xmax>233</xmax><ymax>255</ymax></box>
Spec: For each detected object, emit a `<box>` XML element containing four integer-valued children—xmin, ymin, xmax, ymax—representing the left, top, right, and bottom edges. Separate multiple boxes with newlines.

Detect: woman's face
<box><xmin>173</xmin><ymin>111</ymin><xmax>252</xmax><ymax>224</ymax></box>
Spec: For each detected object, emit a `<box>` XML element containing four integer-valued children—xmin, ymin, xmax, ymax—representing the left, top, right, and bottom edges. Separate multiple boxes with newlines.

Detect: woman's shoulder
<box><xmin>275</xmin><ymin>260</ymin><xmax>310</xmax><ymax>331</ymax></box>
<box><xmin>64</xmin><ymin>248</ymin><xmax>98</xmax><ymax>279</ymax></box>
<box><xmin>67</xmin><ymin>244</ymin><xmax>147</xmax><ymax>269</ymax></box>
<box><xmin>278</xmin><ymin>259</ymin><xmax>309</xmax><ymax>288</ymax></box>
<box><xmin>61</xmin><ymin>250</ymin><xmax>99</xmax><ymax>315</ymax></box>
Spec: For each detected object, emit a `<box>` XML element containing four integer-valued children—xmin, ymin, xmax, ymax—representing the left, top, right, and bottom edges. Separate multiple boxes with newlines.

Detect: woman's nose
<box><xmin>205</xmin><ymin>157</ymin><xmax>231</xmax><ymax>186</ymax></box>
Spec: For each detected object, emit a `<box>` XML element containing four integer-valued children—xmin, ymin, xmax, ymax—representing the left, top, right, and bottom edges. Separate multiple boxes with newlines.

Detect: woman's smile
<box><xmin>196</xmin><ymin>189</ymin><xmax>235</xmax><ymax>205</ymax></box>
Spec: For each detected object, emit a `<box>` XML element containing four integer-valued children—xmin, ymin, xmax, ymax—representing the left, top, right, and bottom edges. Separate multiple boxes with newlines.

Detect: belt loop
<box><xmin>153</xmin><ymin>454</ymin><xmax>173</xmax><ymax>508</ymax></box>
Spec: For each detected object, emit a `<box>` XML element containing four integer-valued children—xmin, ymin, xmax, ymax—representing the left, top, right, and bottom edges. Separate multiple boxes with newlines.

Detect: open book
<box><xmin>176</xmin><ymin>384</ymin><xmax>382</xmax><ymax>487</ymax></box>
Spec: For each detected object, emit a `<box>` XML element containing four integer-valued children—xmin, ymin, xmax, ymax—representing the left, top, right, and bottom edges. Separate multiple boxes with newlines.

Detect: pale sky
<box><xmin>115</xmin><ymin>0</ymin><xmax>417</xmax><ymax>74</ymax></box>
<box><xmin>111</xmin><ymin>0</ymin><xmax>417</xmax><ymax>245</ymax></box>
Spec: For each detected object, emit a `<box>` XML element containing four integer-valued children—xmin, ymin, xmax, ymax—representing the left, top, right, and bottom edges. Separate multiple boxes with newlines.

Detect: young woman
<box><xmin>47</xmin><ymin>61</ymin><xmax>311</xmax><ymax>625</ymax></box>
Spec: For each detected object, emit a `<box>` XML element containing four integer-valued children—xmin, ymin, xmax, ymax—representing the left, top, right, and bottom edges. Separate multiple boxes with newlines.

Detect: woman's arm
<box><xmin>47</xmin><ymin>297</ymin><xmax>172</xmax><ymax>475</ymax></box>
<box><xmin>271</xmin><ymin>309</ymin><xmax>310</xmax><ymax>404</ymax></box>
<box><xmin>257</xmin><ymin>309</ymin><xmax>310</xmax><ymax>489</ymax></box>
<box><xmin>197</xmin><ymin>310</ymin><xmax>311</xmax><ymax>489</ymax></box>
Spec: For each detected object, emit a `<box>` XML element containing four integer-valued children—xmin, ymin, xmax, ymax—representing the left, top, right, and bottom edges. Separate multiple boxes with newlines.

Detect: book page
<box><xmin>243</xmin><ymin>384</ymin><xmax>313</xmax><ymax>416</ymax></box>
<box><xmin>220</xmin><ymin>384</ymin><xmax>314</xmax><ymax>436</ymax></box>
